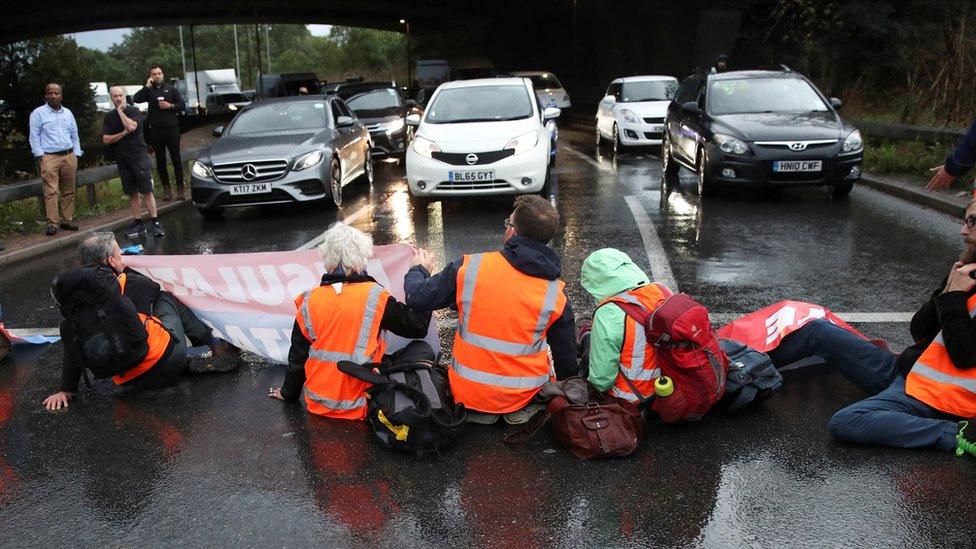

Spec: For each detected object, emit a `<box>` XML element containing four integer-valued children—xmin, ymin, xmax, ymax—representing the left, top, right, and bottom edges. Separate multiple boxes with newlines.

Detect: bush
<box><xmin>862</xmin><ymin>138</ymin><xmax>955</xmax><ymax>180</ymax></box>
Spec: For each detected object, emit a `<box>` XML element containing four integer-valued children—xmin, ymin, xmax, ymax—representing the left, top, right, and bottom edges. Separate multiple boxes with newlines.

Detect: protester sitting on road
<box><xmin>405</xmin><ymin>195</ymin><xmax>578</xmax><ymax>425</ymax></box>
<box><xmin>268</xmin><ymin>222</ymin><xmax>433</xmax><ymax>420</ymax></box>
<box><xmin>103</xmin><ymin>86</ymin><xmax>164</xmax><ymax>239</ymax></box>
<box><xmin>29</xmin><ymin>82</ymin><xmax>82</xmax><ymax>236</ymax></box>
<box><xmin>767</xmin><ymin>199</ymin><xmax>976</xmax><ymax>459</ymax></box>
<box><xmin>928</xmin><ymin>120</ymin><xmax>976</xmax><ymax>192</ymax></box>
<box><xmin>43</xmin><ymin>232</ymin><xmax>241</xmax><ymax>410</ymax></box>
<box><xmin>577</xmin><ymin>248</ymin><xmax>669</xmax><ymax>402</ymax></box>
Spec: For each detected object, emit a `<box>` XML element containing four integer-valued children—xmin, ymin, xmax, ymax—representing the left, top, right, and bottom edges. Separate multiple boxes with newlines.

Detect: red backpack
<box><xmin>610</xmin><ymin>290</ymin><xmax>728</xmax><ymax>421</ymax></box>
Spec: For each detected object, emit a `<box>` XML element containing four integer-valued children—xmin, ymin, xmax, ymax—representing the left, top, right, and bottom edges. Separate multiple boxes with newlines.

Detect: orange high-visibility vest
<box><xmin>599</xmin><ymin>284</ymin><xmax>671</xmax><ymax>402</ymax></box>
<box><xmin>906</xmin><ymin>292</ymin><xmax>976</xmax><ymax>417</ymax></box>
<box><xmin>112</xmin><ymin>272</ymin><xmax>173</xmax><ymax>385</ymax></box>
<box><xmin>295</xmin><ymin>281</ymin><xmax>390</xmax><ymax>420</ymax></box>
<box><xmin>450</xmin><ymin>252</ymin><xmax>567</xmax><ymax>414</ymax></box>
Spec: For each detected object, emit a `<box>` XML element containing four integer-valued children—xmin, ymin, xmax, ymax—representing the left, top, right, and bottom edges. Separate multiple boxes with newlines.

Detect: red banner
<box><xmin>717</xmin><ymin>300</ymin><xmax>875</xmax><ymax>352</ymax></box>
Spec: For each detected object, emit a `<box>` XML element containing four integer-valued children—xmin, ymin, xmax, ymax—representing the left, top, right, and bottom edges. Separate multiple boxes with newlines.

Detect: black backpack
<box><xmin>338</xmin><ymin>359</ymin><xmax>466</xmax><ymax>456</ymax></box>
<box><xmin>51</xmin><ymin>265</ymin><xmax>150</xmax><ymax>378</ymax></box>
<box><xmin>718</xmin><ymin>338</ymin><xmax>783</xmax><ymax>412</ymax></box>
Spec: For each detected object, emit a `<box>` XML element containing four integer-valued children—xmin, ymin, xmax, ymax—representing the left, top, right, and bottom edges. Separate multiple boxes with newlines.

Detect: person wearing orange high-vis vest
<box><xmin>269</xmin><ymin>222</ymin><xmax>432</xmax><ymax>419</ymax></box>
<box><xmin>44</xmin><ymin>233</ymin><xmax>240</xmax><ymax>410</ymax></box>
<box><xmin>578</xmin><ymin>248</ymin><xmax>668</xmax><ymax>403</ymax></box>
<box><xmin>405</xmin><ymin>195</ymin><xmax>578</xmax><ymax>425</ymax></box>
<box><xmin>768</xmin><ymin>200</ymin><xmax>976</xmax><ymax>459</ymax></box>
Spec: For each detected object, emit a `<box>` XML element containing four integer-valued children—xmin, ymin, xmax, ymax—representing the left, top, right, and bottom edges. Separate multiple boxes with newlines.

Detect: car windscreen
<box><xmin>344</xmin><ymin>88</ymin><xmax>401</xmax><ymax>116</ymax></box>
<box><xmin>620</xmin><ymin>80</ymin><xmax>677</xmax><ymax>102</ymax></box>
<box><xmin>425</xmin><ymin>85</ymin><xmax>533</xmax><ymax>124</ymax></box>
<box><xmin>708</xmin><ymin>78</ymin><xmax>829</xmax><ymax>115</ymax></box>
<box><xmin>220</xmin><ymin>93</ymin><xmax>248</xmax><ymax>103</ymax></box>
<box><xmin>526</xmin><ymin>73</ymin><xmax>562</xmax><ymax>90</ymax></box>
<box><xmin>227</xmin><ymin>101</ymin><xmax>329</xmax><ymax>135</ymax></box>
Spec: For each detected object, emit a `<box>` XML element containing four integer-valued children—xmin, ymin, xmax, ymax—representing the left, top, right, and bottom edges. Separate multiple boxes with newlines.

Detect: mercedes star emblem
<box><xmin>789</xmin><ymin>142</ymin><xmax>807</xmax><ymax>151</ymax></box>
<box><xmin>241</xmin><ymin>164</ymin><xmax>258</xmax><ymax>180</ymax></box>
<box><xmin>465</xmin><ymin>153</ymin><xmax>479</xmax><ymax>165</ymax></box>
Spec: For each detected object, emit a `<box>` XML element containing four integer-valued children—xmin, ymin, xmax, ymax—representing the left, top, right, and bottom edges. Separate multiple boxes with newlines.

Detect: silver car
<box><xmin>190</xmin><ymin>95</ymin><xmax>373</xmax><ymax>217</ymax></box>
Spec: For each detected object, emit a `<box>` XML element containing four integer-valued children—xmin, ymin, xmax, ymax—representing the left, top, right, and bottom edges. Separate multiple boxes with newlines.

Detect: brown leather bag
<box><xmin>505</xmin><ymin>378</ymin><xmax>645</xmax><ymax>459</ymax></box>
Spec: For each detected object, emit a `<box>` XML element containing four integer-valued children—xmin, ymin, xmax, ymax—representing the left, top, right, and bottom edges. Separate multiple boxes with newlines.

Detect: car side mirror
<box><xmin>829</xmin><ymin>97</ymin><xmax>843</xmax><ymax>110</ymax></box>
<box><xmin>212</xmin><ymin>126</ymin><xmax>224</xmax><ymax>138</ymax></box>
<box><xmin>336</xmin><ymin>115</ymin><xmax>354</xmax><ymax>127</ymax></box>
<box><xmin>680</xmin><ymin>101</ymin><xmax>701</xmax><ymax>116</ymax></box>
<box><xmin>601</xmin><ymin>95</ymin><xmax>616</xmax><ymax>106</ymax></box>
<box><xmin>406</xmin><ymin>113</ymin><xmax>422</xmax><ymax>126</ymax></box>
<box><xmin>542</xmin><ymin>107</ymin><xmax>561</xmax><ymax>120</ymax></box>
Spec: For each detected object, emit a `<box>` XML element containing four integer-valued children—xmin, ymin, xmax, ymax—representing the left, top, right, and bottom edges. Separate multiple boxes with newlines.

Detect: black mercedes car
<box><xmin>333</xmin><ymin>81</ymin><xmax>414</xmax><ymax>159</ymax></box>
<box><xmin>662</xmin><ymin>67</ymin><xmax>863</xmax><ymax>196</ymax></box>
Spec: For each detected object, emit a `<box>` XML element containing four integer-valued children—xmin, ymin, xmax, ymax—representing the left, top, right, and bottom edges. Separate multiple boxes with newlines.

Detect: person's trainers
<box><xmin>465</xmin><ymin>411</ymin><xmax>500</xmax><ymax>425</ymax></box>
<box><xmin>188</xmin><ymin>340</ymin><xmax>242</xmax><ymax>373</ymax></box>
<box><xmin>152</xmin><ymin>221</ymin><xmax>165</xmax><ymax>238</ymax></box>
<box><xmin>126</xmin><ymin>222</ymin><xmax>146</xmax><ymax>240</ymax></box>
<box><xmin>956</xmin><ymin>420</ymin><xmax>976</xmax><ymax>458</ymax></box>
<box><xmin>504</xmin><ymin>402</ymin><xmax>545</xmax><ymax>425</ymax></box>
<box><xmin>45</xmin><ymin>225</ymin><xmax>57</xmax><ymax>236</ymax></box>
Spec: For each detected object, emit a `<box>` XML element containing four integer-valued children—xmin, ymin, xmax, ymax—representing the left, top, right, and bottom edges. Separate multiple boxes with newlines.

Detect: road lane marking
<box><xmin>624</xmin><ymin>195</ymin><xmax>678</xmax><ymax>291</ymax></box>
<box><xmin>297</xmin><ymin>204</ymin><xmax>371</xmax><ymax>250</ymax></box>
<box><xmin>561</xmin><ymin>145</ymin><xmax>611</xmax><ymax>172</ymax></box>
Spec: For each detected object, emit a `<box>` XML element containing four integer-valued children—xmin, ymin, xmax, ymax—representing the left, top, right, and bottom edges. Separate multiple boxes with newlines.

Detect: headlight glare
<box><xmin>385</xmin><ymin>118</ymin><xmax>405</xmax><ymax>135</ymax></box>
<box><xmin>505</xmin><ymin>130</ymin><xmax>541</xmax><ymax>155</ymax></box>
<box><xmin>293</xmin><ymin>149</ymin><xmax>325</xmax><ymax>171</ymax></box>
<box><xmin>843</xmin><ymin>130</ymin><xmax>863</xmax><ymax>153</ymax></box>
<box><xmin>191</xmin><ymin>161</ymin><xmax>213</xmax><ymax>178</ymax></box>
<box><xmin>412</xmin><ymin>137</ymin><xmax>440</xmax><ymax>158</ymax></box>
<box><xmin>714</xmin><ymin>133</ymin><xmax>749</xmax><ymax>155</ymax></box>
<box><xmin>619</xmin><ymin>109</ymin><xmax>638</xmax><ymax>123</ymax></box>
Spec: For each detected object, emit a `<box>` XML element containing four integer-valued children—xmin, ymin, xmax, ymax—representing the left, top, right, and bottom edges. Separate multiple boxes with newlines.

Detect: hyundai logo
<box><xmin>789</xmin><ymin>142</ymin><xmax>807</xmax><ymax>151</ymax></box>
<box><xmin>465</xmin><ymin>154</ymin><xmax>479</xmax><ymax>165</ymax></box>
<box><xmin>241</xmin><ymin>164</ymin><xmax>258</xmax><ymax>180</ymax></box>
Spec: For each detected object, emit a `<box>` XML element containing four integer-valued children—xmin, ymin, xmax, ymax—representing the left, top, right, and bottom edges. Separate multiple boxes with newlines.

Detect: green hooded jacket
<box><xmin>580</xmin><ymin>248</ymin><xmax>651</xmax><ymax>391</ymax></box>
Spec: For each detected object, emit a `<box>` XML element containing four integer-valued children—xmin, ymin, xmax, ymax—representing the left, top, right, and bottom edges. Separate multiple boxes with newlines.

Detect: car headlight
<box><xmin>714</xmin><ymin>133</ymin><xmax>749</xmax><ymax>155</ymax></box>
<box><xmin>505</xmin><ymin>130</ymin><xmax>541</xmax><ymax>155</ymax></box>
<box><xmin>293</xmin><ymin>150</ymin><xmax>324</xmax><ymax>171</ymax></box>
<box><xmin>385</xmin><ymin>118</ymin><xmax>405</xmax><ymax>135</ymax></box>
<box><xmin>619</xmin><ymin>109</ymin><xmax>638</xmax><ymax>123</ymax></box>
<box><xmin>191</xmin><ymin>161</ymin><xmax>213</xmax><ymax>178</ymax></box>
<box><xmin>842</xmin><ymin>130</ymin><xmax>863</xmax><ymax>153</ymax></box>
<box><xmin>228</xmin><ymin>104</ymin><xmax>238</xmax><ymax>111</ymax></box>
<box><xmin>412</xmin><ymin>136</ymin><xmax>440</xmax><ymax>158</ymax></box>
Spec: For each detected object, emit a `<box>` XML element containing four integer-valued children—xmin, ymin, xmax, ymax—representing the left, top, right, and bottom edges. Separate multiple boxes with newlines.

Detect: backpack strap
<box><xmin>726</xmin><ymin>384</ymin><xmax>760</xmax><ymax>413</ymax></box>
<box><xmin>503</xmin><ymin>408</ymin><xmax>551</xmax><ymax>444</ymax></box>
<box><xmin>618</xmin><ymin>369</ymin><xmax>654</xmax><ymax>410</ymax></box>
<box><xmin>337</xmin><ymin>361</ymin><xmax>392</xmax><ymax>385</ymax></box>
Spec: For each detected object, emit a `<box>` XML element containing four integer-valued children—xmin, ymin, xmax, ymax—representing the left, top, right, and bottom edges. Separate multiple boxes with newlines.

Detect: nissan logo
<box><xmin>241</xmin><ymin>164</ymin><xmax>258</xmax><ymax>180</ymax></box>
<box><xmin>465</xmin><ymin>154</ymin><xmax>479</xmax><ymax>165</ymax></box>
<box><xmin>789</xmin><ymin>142</ymin><xmax>807</xmax><ymax>151</ymax></box>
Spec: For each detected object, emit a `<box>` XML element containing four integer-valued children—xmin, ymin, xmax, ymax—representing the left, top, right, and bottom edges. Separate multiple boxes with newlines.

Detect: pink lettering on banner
<box><xmin>126</xmin><ymin>245</ymin><xmax>437</xmax><ymax>364</ymax></box>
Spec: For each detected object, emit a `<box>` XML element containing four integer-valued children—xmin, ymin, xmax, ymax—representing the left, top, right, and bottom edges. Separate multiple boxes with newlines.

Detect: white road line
<box><xmin>296</xmin><ymin>204</ymin><xmax>371</xmax><ymax>250</ymax></box>
<box><xmin>561</xmin><ymin>145</ymin><xmax>611</xmax><ymax>172</ymax></box>
<box><xmin>624</xmin><ymin>195</ymin><xmax>678</xmax><ymax>291</ymax></box>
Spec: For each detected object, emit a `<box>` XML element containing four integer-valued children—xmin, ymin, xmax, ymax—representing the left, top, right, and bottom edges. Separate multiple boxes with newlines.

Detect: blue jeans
<box><xmin>769</xmin><ymin>319</ymin><xmax>959</xmax><ymax>452</ymax></box>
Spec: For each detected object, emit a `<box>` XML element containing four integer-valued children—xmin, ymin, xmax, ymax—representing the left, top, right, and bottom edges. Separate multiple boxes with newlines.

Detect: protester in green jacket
<box><xmin>580</xmin><ymin>248</ymin><xmax>653</xmax><ymax>391</ymax></box>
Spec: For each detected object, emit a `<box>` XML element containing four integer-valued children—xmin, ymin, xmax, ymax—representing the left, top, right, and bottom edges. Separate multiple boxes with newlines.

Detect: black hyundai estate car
<box><xmin>662</xmin><ymin>67</ymin><xmax>863</xmax><ymax>196</ymax></box>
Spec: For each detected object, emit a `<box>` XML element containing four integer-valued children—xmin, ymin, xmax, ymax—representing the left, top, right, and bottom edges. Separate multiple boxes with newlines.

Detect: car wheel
<box><xmin>662</xmin><ymin>133</ymin><xmax>680</xmax><ymax>181</ymax></box>
<box><xmin>330</xmin><ymin>157</ymin><xmax>343</xmax><ymax>207</ymax></box>
<box><xmin>830</xmin><ymin>181</ymin><xmax>854</xmax><ymax>198</ymax></box>
<box><xmin>696</xmin><ymin>149</ymin><xmax>711</xmax><ymax>197</ymax></box>
<box><xmin>595</xmin><ymin>125</ymin><xmax>603</xmax><ymax>149</ymax></box>
<box><xmin>197</xmin><ymin>207</ymin><xmax>223</xmax><ymax>219</ymax></box>
<box><xmin>359</xmin><ymin>149</ymin><xmax>374</xmax><ymax>184</ymax></box>
<box><xmin>612</xmin><ymin>124</ymin><xmax>620</xmax><ymax>155</ymax></box>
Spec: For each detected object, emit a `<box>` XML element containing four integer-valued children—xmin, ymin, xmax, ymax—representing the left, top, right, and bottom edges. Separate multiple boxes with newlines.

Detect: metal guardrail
<box><xmin>0</xmin><ymin>147</ymin><xmax>205</xmax><ymax>205</ymax></box>
<box><xmin>850</xmin><ymin>120</ymin><xmax>965</xmax><ymax>145</ymax></box>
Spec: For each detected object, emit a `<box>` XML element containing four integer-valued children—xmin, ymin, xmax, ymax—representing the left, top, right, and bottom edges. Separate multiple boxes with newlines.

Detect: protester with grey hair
<box><xmin>43</xmin><ymin>232</ymin><xmax>240</xmax><ymax>410</ymax></box>
<box><xmin>268</xmin><ymin>222</ymin><xmax>433</xmax><ymax>420</ymax></box>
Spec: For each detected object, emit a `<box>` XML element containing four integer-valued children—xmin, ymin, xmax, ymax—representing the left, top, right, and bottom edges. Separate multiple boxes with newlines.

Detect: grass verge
<box><xmin>862</xmin><ymin>138</ymin><xmax>956</xmax><ymax>181</ymax></box>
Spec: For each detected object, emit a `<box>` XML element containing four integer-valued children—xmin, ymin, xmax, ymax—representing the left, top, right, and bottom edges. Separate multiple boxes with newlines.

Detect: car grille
<box><xmin>754</xmin><ymin>140</ymin><xmax>837</xmax><ymax>151</ymax></box>
<box><xmin>431</xmin><ymin>149</ymin><xmax>515</xmax><ymax>166</ymax></box>
<box><xmin>212</xmin><ymin>159</ymin><xmax>289</xmax><ymax>183</ymax></box>
<box><xmin>642</xmin><ymin>117</ymin><xmax>664</xmax><ymax>124</ymax></box>
<box><xmin>643</xmin><ymin>132</ymin><xmax>662</xmax><ymax>140</ymax></box>
<box><xmin>436</xmin><ymin>179</ymin><xmax>512</xmax><ymax>191</ymax></box>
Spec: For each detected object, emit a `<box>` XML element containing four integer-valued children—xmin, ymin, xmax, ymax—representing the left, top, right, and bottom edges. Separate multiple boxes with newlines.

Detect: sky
<box><xmin>73</xmin><ymin>24</ymin><xmax>333</xmax><ymax>51</ymax></box>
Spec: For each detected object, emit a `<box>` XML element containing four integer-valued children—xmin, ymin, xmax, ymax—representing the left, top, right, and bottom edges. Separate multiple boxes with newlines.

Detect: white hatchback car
<box><xmin>406</xmin><ymin>78</ymin><xmax>560</xmax><ymax>201</ymax></box>
<box><xmin>595</xmin><ymin>75</ymin><xmax>678</xmax><ymax>152</ymax></box>
<box><xmin>510</xmin><ymin>71</ymin><xmax>571</xmax><ymax>110</ymax></box>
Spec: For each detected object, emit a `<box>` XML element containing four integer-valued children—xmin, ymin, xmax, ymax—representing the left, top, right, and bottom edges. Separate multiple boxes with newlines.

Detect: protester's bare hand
<box><xmin>159</xmin><ymin>100</ymin><xmax>173</xmax><ymax>110</ymax></box>
<box><xmin>146</xmin><ymin>77</ymin><xmax>153</xmax><ymax>87</ymax></box>
<box><xmin>927</xmin><ymin>165</ymin><xmax>956</xmax><ymax>191</ymax></box>
<box><xmin>945</xmin><ymin>262</ymin><xmax>976</xmax><ymax>293</ymax></box>
<box><xmin>412</xmin><ymin>248</ymin><xmax>435</xmax><ymax>272</ymax></box>
<box><xmin>43</xmin><ymin>391</ymin><xmax>72</xmax><ymax>411</ymax></box>
<box><xmin>267</xmin><ymin>387</ymin><xmax>284</xmax><ymax>401</ymax></box>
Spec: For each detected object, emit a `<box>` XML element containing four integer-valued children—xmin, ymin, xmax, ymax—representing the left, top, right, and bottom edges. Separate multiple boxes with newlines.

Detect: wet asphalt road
<box><xmin>2</xmin><ymin>124</ymin><xmax>975</xmax><ymax>547</ymax></box>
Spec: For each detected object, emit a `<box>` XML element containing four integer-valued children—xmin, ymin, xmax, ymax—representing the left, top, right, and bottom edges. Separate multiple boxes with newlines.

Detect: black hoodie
<box><xmin>404</xmin><ymin>235</ymin><xmax>578</xmax><ymax>380</ymax></box>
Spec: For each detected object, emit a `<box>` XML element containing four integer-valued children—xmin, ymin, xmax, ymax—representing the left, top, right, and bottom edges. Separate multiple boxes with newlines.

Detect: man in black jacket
<box><xmin>133</xmin><ymin>66</ymin><xmax>185</xmax><ymax>201</ymax></box>
<box><xmin>927</xmin><ymin>119</ymin><xmax>975</xmax><ymax>192</ymax></box>
<box><xmin>768</xmin><ymin>199</ymin><xmax>976</xmax><ymax>458</ymax></box>
<box><xmin>405</xmin><ymin>195</ymin><xmax>578</xmax><ymax>425</ymax></box>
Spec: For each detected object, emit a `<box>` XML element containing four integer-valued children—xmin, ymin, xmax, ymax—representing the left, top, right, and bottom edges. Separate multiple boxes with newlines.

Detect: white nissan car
<box><xmin>595</xmin><ymin>75</ymin><xmax>678</xmax><ymax>152</ymax></box>
<box><xmin>406</xmin><ymin>78</ymin><xmax>560</xmax><ymax>201</ymax></box>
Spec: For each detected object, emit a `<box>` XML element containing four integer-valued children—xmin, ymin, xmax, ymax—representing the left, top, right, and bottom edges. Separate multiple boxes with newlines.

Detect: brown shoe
<box><xmin>187</xmin><ymin>340</ymin><xmax>242</xmax><ymax>373</ymax></box>
<box><xmin>176</xmin><ymin>185</ymin><xmax>186</xmax><ymax>200</ymax></box>
<box><xmin>162</xmin><ymin>188</ymin><xmax>173</xmax><ymax>201</ymax></box>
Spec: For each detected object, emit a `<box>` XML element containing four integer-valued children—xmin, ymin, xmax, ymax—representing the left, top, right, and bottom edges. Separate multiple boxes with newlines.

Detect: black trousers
<box><xmin>148</xmin><ymin>125</ymin><xmax>183</xmax><ymax>189</ymax></box>
<box><xmin>124</xmin><ymin>292</ymin><xmax>212</xmax><ymax>391</ymax></box>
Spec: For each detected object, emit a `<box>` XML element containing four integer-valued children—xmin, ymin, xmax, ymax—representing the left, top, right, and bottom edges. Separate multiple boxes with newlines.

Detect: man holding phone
<box><xmin>133</xmin><ymin>66</ymin><xmax>185</xmax><ymax>201</ymax></box>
